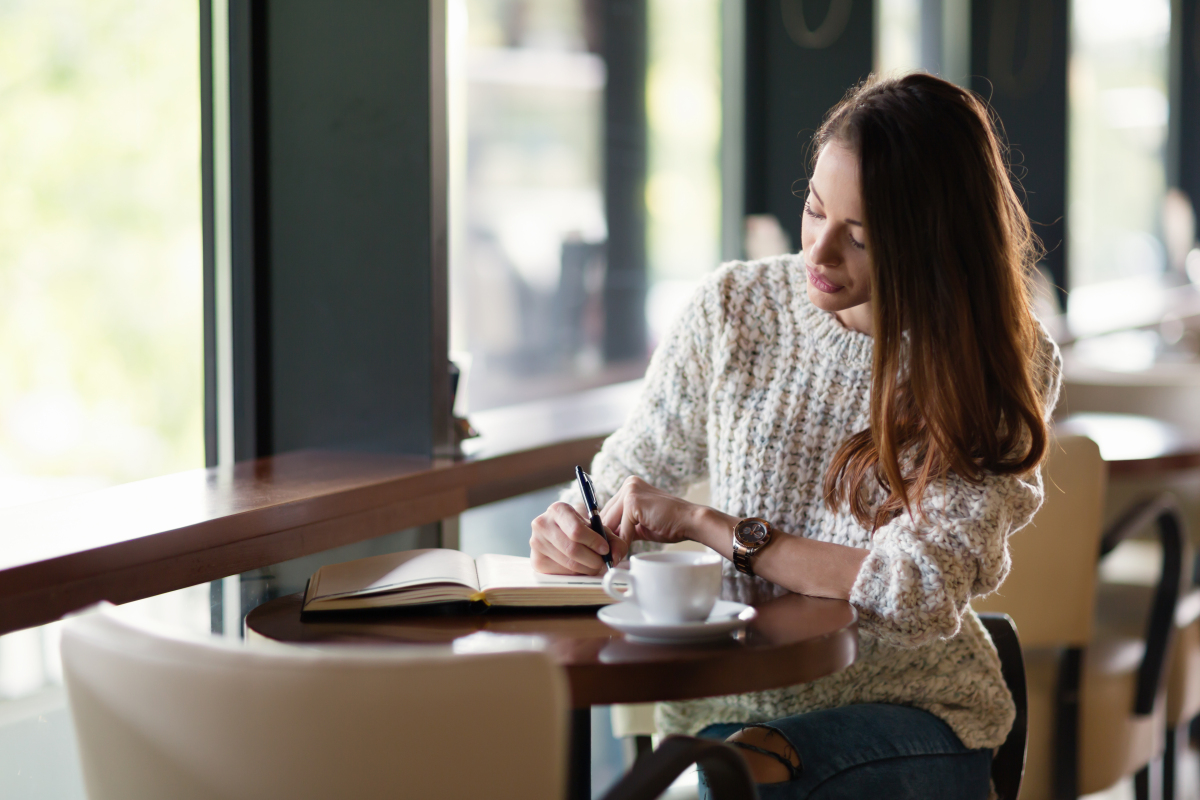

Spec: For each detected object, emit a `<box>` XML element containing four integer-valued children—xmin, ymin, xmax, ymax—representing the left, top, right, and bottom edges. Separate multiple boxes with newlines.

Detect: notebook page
<box><xmin>308</xmin><ymin>548</ymin><xmax>480</xmax><ymax>602</ymax></box>
<box><xmin>475</xmin><ymin>553</ymin><xmax>605</xmax><ymax>591</ymax></box>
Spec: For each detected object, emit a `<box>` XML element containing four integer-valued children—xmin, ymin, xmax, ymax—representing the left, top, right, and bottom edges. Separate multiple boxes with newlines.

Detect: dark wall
<box><xmin>1170</xmin><ymin>0</ymin><xmax>1200</xmax><ymax>205</ymax></box>
<box><xmin>602</xmin><ymin>0</ymin><xmax>648</xmax><ymax>363</ymax></box>
<box><xmin>971</xmin><ymin>0</ymin><xmax>1069</xmax><ymax>297</ymax></box>
<box><xmin>266</xmin><ymin>1</ymin><xmax>436</xmax><ymax>455</ymax></box>
<box><xmin>745</xmin><ymin>0</ymin><xmax>875</xmax><ymax>249</ymax></box>
<box><xmin>224</xmin><ymin>0</ymin><xmax>447</xmax><ymax>459</ymax></box>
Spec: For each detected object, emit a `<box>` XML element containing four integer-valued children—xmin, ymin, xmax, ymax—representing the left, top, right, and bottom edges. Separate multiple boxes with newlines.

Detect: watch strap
<box><xmin>732</xmin><ymin>540</ymin><xmax>756</xmax><ymax>576</ymax></box>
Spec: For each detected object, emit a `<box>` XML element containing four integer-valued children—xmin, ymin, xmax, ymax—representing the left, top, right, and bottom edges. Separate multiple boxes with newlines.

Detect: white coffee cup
<box><xmin>601</xmin><ymin>551</ymin><xmax>723</xmax><ymax>624</ymax></box>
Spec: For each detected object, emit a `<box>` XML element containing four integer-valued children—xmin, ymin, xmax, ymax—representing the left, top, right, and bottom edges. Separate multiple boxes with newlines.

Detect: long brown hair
<box><xmin>819</xmin><ymin>73</ymin><xmax>1051</xmax><ymax>530</ymax></box>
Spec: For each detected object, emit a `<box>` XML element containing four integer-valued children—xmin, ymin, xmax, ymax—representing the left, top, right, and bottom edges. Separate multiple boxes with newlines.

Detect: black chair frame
<box><xmin>601</xmin><ymin>735</ymin><xmax>758</xmax><ymax>800</ymax></box>
<box><xmin>980</xmin><ymin>612</ymin><xmax>1029</xmax><ymax>800</ymax></box>
<box><xmin>1053</xmin><ymin>493</ymin><xmax>1186</xmax><ymax>800</ymax></box>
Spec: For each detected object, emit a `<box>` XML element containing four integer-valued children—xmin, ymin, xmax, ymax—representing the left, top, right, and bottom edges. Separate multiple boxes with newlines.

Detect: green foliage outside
<box><xmin>0</xmin><ymin>0</ymin><xmax>203</xmax><ymax>498</ymax></box>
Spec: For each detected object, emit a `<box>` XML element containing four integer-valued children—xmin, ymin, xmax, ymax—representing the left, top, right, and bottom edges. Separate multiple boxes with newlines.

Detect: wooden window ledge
<box><xmin>0</xmin><ymin>381</ymin><xmax>642</xmax><ymax>636</ymax></box>
<box><xmin>9</xmin><ymin>378</ymin><xmax>1184</xmax><ymax>638</ymax></box>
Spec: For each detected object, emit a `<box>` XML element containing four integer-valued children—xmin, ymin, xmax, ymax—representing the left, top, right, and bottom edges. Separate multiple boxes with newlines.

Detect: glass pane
<box><xmin>875</xmin><ymin>0</ymin><xmax>921</xmax><ymax>75</ymax></box>
<box><xmin>459</xmin><ymin>485</ymin><xmax>561</xmax><ymax>558</ymax></box>
<box><xmin>646</xmin><ymin>0</ymin><xmax>722</xmax><ymax>352</ymax></box>
<box><xmin>449</xmin><ymin>0</ymin><xmax>606</xmax><ymax>412</ymax></box>
<box><xmin>0</xmin><ymin>0</ymin><xmax>204</xmax><ymax>509</ymax></box>
<box><xmin>448</xmin><ymin>0</ymin><xmax>721</xmax><ymax>413</ymax></box>
<box><xmin>0</xmin><ymin>2</ymin><xmax>202</xmax><ymax>795</ymax></box>
<box><xmin>1068</xmin><ymin>0</ymin><xmax>1171</xmax><ymax>289</ymax></box>
<box><xmin>0</xmin><ymin>619</ymin><xmax>85</xmax><ymax>799</ymax></box>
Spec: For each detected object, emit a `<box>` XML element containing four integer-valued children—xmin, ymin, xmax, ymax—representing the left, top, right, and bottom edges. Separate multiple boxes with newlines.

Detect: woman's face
<box><xmin>800</xmin><ymin>142</ymin><xmax>873</xmax><ymax>334</ymax></box>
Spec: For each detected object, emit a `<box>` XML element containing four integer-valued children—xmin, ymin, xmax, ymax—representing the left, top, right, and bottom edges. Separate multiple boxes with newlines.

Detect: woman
<box><xmin>530</xmin><ymin>73</ymin><xmax>1060</xmax><ymax>799</ymax></box>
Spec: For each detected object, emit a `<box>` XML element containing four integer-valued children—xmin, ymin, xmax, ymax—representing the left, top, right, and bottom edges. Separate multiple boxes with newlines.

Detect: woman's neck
<box><xmin>834</xmin><ymin>302</ymin><xmax>873</xmax><ymax>336</ymax></box>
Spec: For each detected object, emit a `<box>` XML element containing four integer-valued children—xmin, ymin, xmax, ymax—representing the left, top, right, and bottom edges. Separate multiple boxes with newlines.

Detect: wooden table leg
<box><xmin>569</xmin><ymin>708</ymin><xmax>591</xmax><ymax>800</ymax></box>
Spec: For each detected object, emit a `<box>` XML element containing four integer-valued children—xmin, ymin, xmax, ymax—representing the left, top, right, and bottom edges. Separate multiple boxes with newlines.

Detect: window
<box><xmin>448</xmin><ymin>0</ymin><xmax>721</xmax><ymax>414</ymax></box>
<box><xmin>449</xmin><ymin>0</ymin><xmax>609</xmax><ymax>412</ymax></box>
<box><xmin>875</xmin><ymin>0</ymin><xmax>921</xmax><ymax>75</ymax></box>
<box><xmin>0</xmin><ymin>3</ymin><xmax>203</xmax><ymax>796</ymax></box>
<box><xmin>1068</xmin><ymin>0</ymin><xmax>1171</xmax><ymax>290</ymax></box>
<box><xmin>1065</xmin><ymin>0</ymin><xmax>1174</xmax><ymax>352</ymax></box>
<box><xmin>645</xmin><ymin>0</ymin><xmax>723</xmax><ymax>351</ymax></box>
<box><xmin>0</xmin><ymin>1</ymin><xmax>204</xmax><ymax>508</ymax></box>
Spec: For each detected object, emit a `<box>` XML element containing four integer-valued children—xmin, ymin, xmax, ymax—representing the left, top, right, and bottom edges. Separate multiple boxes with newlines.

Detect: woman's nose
<box><xmin>807</xmin><ymin>225</ymin><xmax>842</xmax><ymax>266</ymax></box>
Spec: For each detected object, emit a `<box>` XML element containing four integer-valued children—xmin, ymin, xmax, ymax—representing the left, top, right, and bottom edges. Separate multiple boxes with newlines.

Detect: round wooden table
<box><xmin>247</xmin><ymin>591</ymin><xmax>858</xmax><ymax>799</ymax></box>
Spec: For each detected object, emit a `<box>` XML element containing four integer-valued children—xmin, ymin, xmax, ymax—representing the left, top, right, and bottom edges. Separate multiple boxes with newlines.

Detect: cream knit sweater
<box><xmin>582</xmin><ymin>253</ymin><xmax>1062</xmax><ymax>750</ymax></box>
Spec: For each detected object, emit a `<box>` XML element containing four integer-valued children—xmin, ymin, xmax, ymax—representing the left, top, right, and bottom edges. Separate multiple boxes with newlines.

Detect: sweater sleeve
<box><xmin>562</xmin><ymin>269</ymin><xmax>724</xmax><ymax>509</ymax></box>
<box><xmin>848</xmin><ymin>326</ymin><xmax>1064</xmax><ymax>648</ymax></box>
<box><xmin>849</xmin><ymin>470</ymin><xmax>1038</xmax><ymax>647</ymax></box>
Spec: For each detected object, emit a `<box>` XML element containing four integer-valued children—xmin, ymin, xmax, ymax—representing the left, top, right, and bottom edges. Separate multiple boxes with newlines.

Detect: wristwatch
<box><xmin>732</xmin><ymin>517</ymin><xmax>774</xmax><ymax>576</ymax></box>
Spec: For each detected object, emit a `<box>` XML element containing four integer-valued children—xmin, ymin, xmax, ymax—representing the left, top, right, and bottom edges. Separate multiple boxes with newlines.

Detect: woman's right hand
<box><xmin>530</xmin><ymin>502</ymin><xmax>630</xmax><ymax>575</ymax></box>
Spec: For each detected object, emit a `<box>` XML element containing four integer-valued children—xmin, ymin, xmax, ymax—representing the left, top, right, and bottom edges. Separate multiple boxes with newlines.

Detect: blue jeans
<box><xmin>697</xmin><ymin>704</ymin><xmax>992</xmax><ymax>800</ymax></box>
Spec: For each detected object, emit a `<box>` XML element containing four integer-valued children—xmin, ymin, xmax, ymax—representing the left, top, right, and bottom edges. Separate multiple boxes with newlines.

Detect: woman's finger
<box><xmin>532</xmin><ymin>509</ymin><xmax>593</xmax><ymax>574</ymax></box>
<box><xmin>599</xmin><ymin>488</ymin><xmax>627</xmax><ymax>533</ymax></box>
<box><xmin>530</xmin><ymin>536</ymin><xmax>579</xmax><ymax>575</ymax></box>
<box><xmin>606</xmin><ymin>527</ymin><xmax>630</xmax><ymax>564</ymax></box>
<box><xmin>600</xmin><ymin>490</ymin><xmax>648</xmax><ymax>557</ymax></box>
<box><xmin>530</xmin><ymin>515</ymin><xmax>570</xmax><ymax>570</ymax></box>
<box><xmin>615</xmin><ymin>503</ymin><xmax>641</xmax><ymax>550</ymax></box>
<box><xmin>532</xmin><ymin>522</ymin><xmax>602</xmax><ymax>575</ymax></box>
<box><xmin>599</xmin><ymin>475</ymin><xmax>638</xmax><ymax>519</ymax></box>
<box><xmin>543</xmin><ymin>504</ymin><xmax>609</xmax><ymax>573</ymax></box>
<box><xmin>550</xmin><ymin>502</ymin><xmax>611</xmax><ymax>556</ymax></box>
<box><xmin>553</xmin><ymin>534</ymin><xmax>605</xmax><ymax>573</ymax></box>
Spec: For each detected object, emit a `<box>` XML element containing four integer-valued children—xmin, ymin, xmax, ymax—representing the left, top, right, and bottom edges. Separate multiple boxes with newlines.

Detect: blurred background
<box><xmin>0</xmin><ymin>1</ymin><xmax>204</xmax><ymax>510</ymax></box>
<box><xmin>4</xmin><ymin>0</ymin><xmax>1200</xmax><ymax>797</ymax></box>
<box><xmin>1</xmin><ymin>0</ymin><xmax>1190</xmax><ymax>507</ymax></box>
<box><xmin>447</xmin><ymin>0</ymin><xmax>723</xmax><ymax>411</ymax></box>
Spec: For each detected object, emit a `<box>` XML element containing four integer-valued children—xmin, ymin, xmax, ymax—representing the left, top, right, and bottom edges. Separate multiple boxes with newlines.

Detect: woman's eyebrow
<box><xmin>809</xmin><ymin>185</ymin><xmax>863</xmax><ymax>227</ymax></box>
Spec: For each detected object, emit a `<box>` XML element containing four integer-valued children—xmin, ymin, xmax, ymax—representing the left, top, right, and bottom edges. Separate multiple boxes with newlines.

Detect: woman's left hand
<box><xmin>601</xmin><ymin>476</ymin><xmax>870</xmax><ymax>603</ymax></box>
<box><xmin>599</xmin><ymin>476</ymin><xmax>709</xmax><ymax>550</ymax></box>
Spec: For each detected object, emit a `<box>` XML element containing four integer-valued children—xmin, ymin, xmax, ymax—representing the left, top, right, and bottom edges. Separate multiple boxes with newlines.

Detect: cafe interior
<box><xmin>3</xmin><ymin>0</ymin><xmax>1200</xmax><ymax>798</ymax></box>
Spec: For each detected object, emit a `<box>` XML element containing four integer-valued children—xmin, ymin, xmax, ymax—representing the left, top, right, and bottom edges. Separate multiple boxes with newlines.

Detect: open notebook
<box><xmin>302</xmin><ymin>549</ymin><xmax>612</xmax><ymax>613</ymax></box>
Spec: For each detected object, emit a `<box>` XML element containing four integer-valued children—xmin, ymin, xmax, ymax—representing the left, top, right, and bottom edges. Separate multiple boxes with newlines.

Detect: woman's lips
<box><xmin>806</xmin><ymin>266</ymin><xmax>843</xmax><ymax>293</ymax></box>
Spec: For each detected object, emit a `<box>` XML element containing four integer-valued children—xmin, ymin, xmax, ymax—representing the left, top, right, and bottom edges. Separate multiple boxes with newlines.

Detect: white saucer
<box><xmin>597</xmin><ymin>600</ymin><xmax>756</xmax><ymax>644</ymax></box>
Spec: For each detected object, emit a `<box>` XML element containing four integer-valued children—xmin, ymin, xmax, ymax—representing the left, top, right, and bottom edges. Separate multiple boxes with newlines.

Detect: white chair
<box><xmin>62</xmin><ymin>605</ymin><xmax>755</xmax><ymax>800</ymax></box>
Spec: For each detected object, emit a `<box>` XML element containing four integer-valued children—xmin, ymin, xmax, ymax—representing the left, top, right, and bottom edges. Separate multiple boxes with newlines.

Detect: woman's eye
<box><xmin>804</xmin><ymin>203</ymin><xmax>824</xmax><ymax>220</ymax></box>
<box><xmin>849</xmin><ymin>234</ymin><xmax>866</xmax><ymax>251</ymax></box>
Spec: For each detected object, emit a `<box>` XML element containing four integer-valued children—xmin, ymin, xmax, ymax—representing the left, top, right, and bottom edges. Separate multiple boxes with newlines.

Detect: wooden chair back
<box><xmin>974</xmin><ymin>434</ymin><xmax>1108</xmax><ymax>648</ymax></box>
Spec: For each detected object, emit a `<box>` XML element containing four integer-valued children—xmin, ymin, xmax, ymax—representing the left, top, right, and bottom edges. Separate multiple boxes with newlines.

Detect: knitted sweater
<box><xmin>583</xmin><ymin>253</ymin><xmax>1062</xmax><ymax>750</ymax></box>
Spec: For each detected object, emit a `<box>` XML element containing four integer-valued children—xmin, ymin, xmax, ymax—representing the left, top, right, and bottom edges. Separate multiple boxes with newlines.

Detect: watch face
<box><xmin>735</xmin><ymin>518</ymin><xmax>771</xmax><ymax>546</ymax></box>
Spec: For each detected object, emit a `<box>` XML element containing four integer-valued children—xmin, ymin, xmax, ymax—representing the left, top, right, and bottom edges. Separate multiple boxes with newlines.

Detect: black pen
<box><xmin>574</xmin><ymin>466</ymin><xmax>613</xmax><ymax>571</ymax></box>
